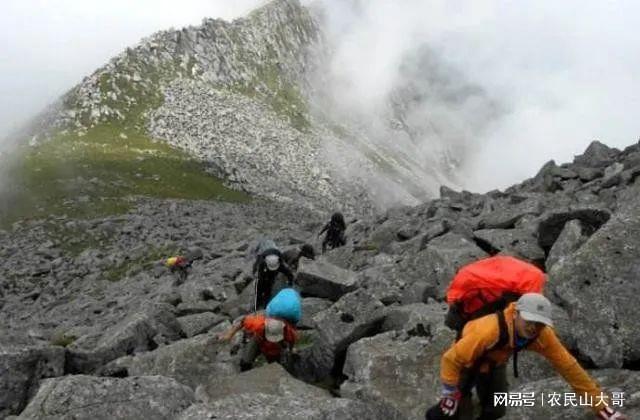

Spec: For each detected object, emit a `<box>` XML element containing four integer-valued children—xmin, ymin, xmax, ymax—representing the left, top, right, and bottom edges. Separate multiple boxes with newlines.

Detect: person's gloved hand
<box><xmin>598</xmin><ymin>406</ymin><xmax>628</xmax><ymax>419</ymax></box>
<box><xmin>425</xmin><ymin>384</ymin><xmax>462</xmax><ymax>419</ymax></box>
<box><xmin>439</xmin><ymin>384</ymin><xmax>461</xmax><ymax>417</ymax></box>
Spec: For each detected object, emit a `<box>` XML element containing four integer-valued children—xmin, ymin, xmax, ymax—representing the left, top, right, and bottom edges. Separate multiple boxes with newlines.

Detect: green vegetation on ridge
<box><xmin>0</xmin><ymin>123</ymin><xmax>250</xmax><ymax>227</ymax></box>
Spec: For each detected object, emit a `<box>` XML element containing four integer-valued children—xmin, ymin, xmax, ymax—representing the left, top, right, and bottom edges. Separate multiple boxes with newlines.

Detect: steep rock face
<box><xmin>17</xmin><ymin>375</ymin><xmax>195</xmax><ymax>420</ymax></box>
<box><xmin>548</xmin><ymin>186</ymin><xmax>640</xmax><ymax>368</ymax></box>
<box><xmin>146</xmin><ymin>79</ymin><xmax>375</xmax><ymax>214</ymax></box>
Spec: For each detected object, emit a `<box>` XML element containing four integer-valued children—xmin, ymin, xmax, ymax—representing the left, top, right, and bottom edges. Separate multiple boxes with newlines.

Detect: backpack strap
<box><xmin>465</xmin><ymin>310</ymin><xmax>510</xmax><ymax>378</ymax></box>
<box><xmin>494</xmin><ymin>310</ymin><xmax>509</xmax><ymax>350</ymax></box>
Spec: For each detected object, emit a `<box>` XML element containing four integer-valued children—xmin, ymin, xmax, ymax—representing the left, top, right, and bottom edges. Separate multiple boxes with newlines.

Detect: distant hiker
<box><xmin>426</xmin><ymin>292</ymin><xmax>629</xmax><ymax>420</ymax></box>
<box><xmin>219</xmin><ymin>314</ymin><xmax>297</xmax><ymax>372</ymax></box>
<box><xmin>319</xmin><ymin>212</ymin><xmax>347</xmax><ymax>253</ymax></box>
<box><xmin>282</xmin><ymin>243</ymin><xmax>316</xmax><ymax>271</ymax></box>
<box><xmin>252</xmin><ymin>239</ymin><xmax>294</xmax><ymax>311</ymax></box>
<box><xmin>165</xmin><ymin>255</ymin><xmax>192</xmax><ymax>285</ymax></box>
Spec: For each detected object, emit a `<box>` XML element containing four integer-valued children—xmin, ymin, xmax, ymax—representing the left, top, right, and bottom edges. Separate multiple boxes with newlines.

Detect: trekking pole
<box><xmin>253</xmin><ymin>275</ymin><xmax>259</xmax><ymax>312</ymax></box>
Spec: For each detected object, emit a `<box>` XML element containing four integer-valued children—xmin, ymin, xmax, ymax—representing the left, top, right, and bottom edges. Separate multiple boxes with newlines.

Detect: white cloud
<box><xmin>315</xmin><ymin>0</ymin><xmax>640</xmax><ymax>192</ymax></box>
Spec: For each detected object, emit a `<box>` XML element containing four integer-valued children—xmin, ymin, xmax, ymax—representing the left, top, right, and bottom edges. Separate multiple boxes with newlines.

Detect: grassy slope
<box><xmin>1</xmin><ymin>122</ymin><xmax>250</xmax><ymax>227</ymax></box>
<box><xmin>0</xmin><ymin>8</ymin><xmax>317</xmax><ymax>228</ymax></box>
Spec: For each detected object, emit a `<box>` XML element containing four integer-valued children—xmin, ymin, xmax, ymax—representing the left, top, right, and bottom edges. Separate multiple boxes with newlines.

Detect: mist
<box><xmin>313</xmin><ymin>0</ymin><xmax>640</xmax><ymax>193</ymax></box>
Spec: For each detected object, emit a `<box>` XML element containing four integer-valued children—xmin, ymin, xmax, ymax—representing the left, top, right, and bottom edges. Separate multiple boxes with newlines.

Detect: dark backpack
<box><xmin>444</xmin><ymin>256</ymin><xmax>546</xmax><ymax>377</ymax></box>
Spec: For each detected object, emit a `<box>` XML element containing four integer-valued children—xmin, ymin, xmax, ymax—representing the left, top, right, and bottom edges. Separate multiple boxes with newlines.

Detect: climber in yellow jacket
<box><xmin>426</xmin><ymin>293</ymin><xmax>628</xmax><ymax>420</ymax></box>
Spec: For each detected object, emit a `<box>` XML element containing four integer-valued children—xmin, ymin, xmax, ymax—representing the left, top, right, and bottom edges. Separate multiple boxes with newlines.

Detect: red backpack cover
<box><xmin>446</xmin><ymin>255</ymin><xmax>546</xmax><ymax>329</ymax></box>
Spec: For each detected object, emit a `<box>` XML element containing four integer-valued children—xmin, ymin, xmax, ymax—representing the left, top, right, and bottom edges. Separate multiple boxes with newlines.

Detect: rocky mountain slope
<box><xmin>11</xmin><ymin>0</ymin><xmax>483</xmax><ymax>220</ymax></box>
<box><xmin>1</xmin><ymin>139</ymin><xmax>639</xmax><ymax>419</ymax></box>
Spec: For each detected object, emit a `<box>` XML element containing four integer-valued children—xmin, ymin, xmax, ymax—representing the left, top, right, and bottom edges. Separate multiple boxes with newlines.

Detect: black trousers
<box><xmin>426</xmin><ymin>364</ymin><xmax>508</xmax><ymax>420</ymax></box>
<box><xmin>254</xmin><ymin>273</ymin><xmax>277</xmax><ymax>311</ymax></box>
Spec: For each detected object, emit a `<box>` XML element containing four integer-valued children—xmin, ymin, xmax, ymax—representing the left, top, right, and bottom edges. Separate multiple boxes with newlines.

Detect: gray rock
<box><xmin>419</xmin><ymin>232</ymin><xmax>488</xmax><ymax>299</ymax></box>
<box><xmin>98</xmin><ymin>329</ymin><xmax>235</xmax><ymax>390</ymax></box>
<box><xmin>177</xmin><ymin>312</ymin><xmax>224</xmax><ymax>337</ymax></box>
<box><xmin>299</xmin><ymin>297</ymin><xmax>332</xmax><ymax>329</ymax></box>
<box><xmin>178</xmin><ymin>393</ymin><xmax>403</xmax><ymax>420</ymax></box>
<box><xmin>17</xmin><ymin>375</ymin><xmax>194</xmax><ymax>420</ymax></box>
<box><xmin>551</xmin><ymin>166</ymin><xmax>578</xmax><ymax>179</ymax></box>
<box><xmin>175</xmin><ymin>300</ymin><xmax>221</xmax><ymax>316</ymax></box>
<box><xmin>295</xmin><ymin>259</ymin><xmax>357</xmax><ymax>301</ymax></box>
<box><xmin>549</xmin><ymin>188</ymin><xmax>640</xmax><ymax>367</ymax></box>
<box><xmin>196</xmin><ymin>362</ymin><xmax>330</xmax><ymax>403</ymax></box>
<box><xmin>505</xmin><ymin>369</ymin><xmax>640</xmax><ymax>419</ymax></box>
<box><xmin>537</xmin><ymin>207</ymin><xmax>611</xmax><ymax>251</ymax></box>
<box><xmin>341</xmin><ymin>330</ymin><xmax>455</xmax><ymax>420</ymax></box>
<box><xmin>0</xmin><ymin>346</ymin><xmax>65</xmax><ymax>418</ymax></box>
<box><xmin>573</xmin><ymin>140</ymin><xmax>619</xmax><ymax>168</ymax></box>
<box><xmin>419</xmin><ymin>219</ymin><xmax>451</xmax><ymax>249</ymax></box>
<box><xmin>574</xmin><ymin>166</ymin><xmax>604</xmax><ymax>182</ymax></box>
<box><xmin>529</xmin><ymin>160</ymin><xmax>563</xmax><ymax>193</ymax></box>
<box><xmin>356</xmin><ymin>262</ymin><xmax>410</xmax><ymax>305</ymax></box>
<box><xmin>479</xmin><ymin>197</ymin><xmax>543</xmax><ymax>229</ymax></box>
<box><xmin>473</xmin><ymin>228</ymin><xmax>545</xmax><ymax>265</ymax></box>
<box><xmin>302</xmin><ymin>290</ymin><xmax>386</xmax><ymax>382</ymax></box>
<box><xmin>67</xmin><ymin>303</ymin><xmax>184</xmax><ymax>373</ymax></box>
<box><xmin>381</xmin><ymin>302</ymin><xmax>450</xmax><ymax>337</ymax></box>
<box><xmin>600</xmin><ymin>162</ymin><xmax>625</xmax><ymax>188</ymax></box>
<box><xmin>545</xmin><ymin>219</ymin><xmax>586</xmax><ymax>271</ymax></box>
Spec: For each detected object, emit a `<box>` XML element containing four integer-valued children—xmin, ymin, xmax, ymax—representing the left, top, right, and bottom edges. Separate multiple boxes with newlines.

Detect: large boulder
<box><xmin>298</xmin><ymin>290</ymin><xmax>386</xmax><ymax>382</ymax></box>
<box><xmin>341</xmin><ymin>330</ymin><xmax>454</xmax><ymax>419</ymax></box>
<box><xmin>97</xmin><ymin>326</ymin><xmax>235</xmax><ymax>390</ymax></box>
<box><xmin>178</xmin><ymin>393</ymin><xmax>404</xmax><ymax>420</ymax></box>
<box><xmin>381</xmin><ymin>302</ymin><xmax>450</xmax><ymax>337</ymax></box>
<box><xmin>177</xmin><ymin>312</ymin><xmax>225</xmax><ymax>337</ymax></box>
<box><xmin>573</xmin><ymin>141</ymin><xmax>619</xmax><ymax>168</ymax></box>
<box><xmin>409</xmin><ymin>233</ymin><xmax>487</xmax><ymax>300</ymax></box>
<box><xmin>473</xmin><ymin>228</ymin><xmax>545</xmax><ymax>265</ymax></box>
<box><xmin>355</xmin><ymin>261</ymin><xmax>410</xmax><ymax>305</ymax></box>
<box><xmin>549</xmin><ymin>188</ymin><xmax>640</xmax><ymax>367</ymax></box>
<box><xmin>322</xmin><ymin>243</ymin><xmax>378</xmax><ymax>272</ymax></box>
<box><xmin>295</xmin><ymin>259</ymin><xmax>357</xmax><ymax>301</ymax></box>
<box><xmin>478</xmin><ymin>196</ymin><xmax>544</xmax><ymax>229</ymax></box>
<box><xmin>545</xmin><ymin>219</ymin><xmax>587</xmax><ymax>271</ymax></box>
<box><xmin>17</xmin><ymin>375</ymin><xmax>194</xmax><ymax>420</ymax></box>
<box><xmin>537</xmin><ymin>207</ymin><xmax>611</xmax><ymax>251</ymax></box>
<box><xmin>196</xmin><ymin>362</ymin><xmax>330</xmax><ymax>403</ymax></box>
<box><xmin>299</xmin><ymin>297</ymin><xmax>332</xmax><ymax>329</ymax></box>
<box><xmin>504</xmin><ymin>369</ymin><xmax>640</xmax><ymax>419</ymax></box>
<box><xmin>0</xmin><ymin>346</ymin><xmax>65</xmax><ymax>418</ymax></box>
<box><xmin>66</xmin><ymin>303</ymin><xmax>184</xmax><ymax>373</ymax></box>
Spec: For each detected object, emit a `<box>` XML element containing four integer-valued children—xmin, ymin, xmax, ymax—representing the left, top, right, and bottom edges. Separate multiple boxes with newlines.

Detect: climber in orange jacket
<box><xmin>426</xmin><ymin>293</ymin><xmax>628</xmax><ymax>420</ymax></box>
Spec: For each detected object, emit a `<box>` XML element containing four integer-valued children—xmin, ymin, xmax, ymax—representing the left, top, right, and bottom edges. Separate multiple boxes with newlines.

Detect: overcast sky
<box><xmin>2</xmin><ymin>0</ymin><xmax>639</xmax><ymax>192</ymax></box>
<box><xmin>316</xmin><ymin>0</ymin><xmax>640</xmax><ymax>191</ymax></box>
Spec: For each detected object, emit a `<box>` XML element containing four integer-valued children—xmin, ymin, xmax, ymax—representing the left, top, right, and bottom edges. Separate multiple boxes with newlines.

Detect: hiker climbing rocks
<box><xmin>282</xmin><ymin>243</ymin><xmax>315</xmax><ymax>271</ymax></box>
<box><xmin>319</xmin><ymin>212</ymin><xmax>347</xmax><ymax>253</ymax></box>
<box><xmin>219</xmin><ymin>313</ymin><xmax>297</xmax><ymax>372</ymax></box>
<box><xmin>252</xmin><ymin>239</ymin><xmax>294</xmax><ymax>311</ymax></box>
<box><xmin>426</xmin><ymin>292</ymin><xmax>629</xmax><ymax>419</ymax></box>
<box><xmin>165</xmin><ymin>255</ymin><xmax>192</xmax><ymax>285</ymax></box>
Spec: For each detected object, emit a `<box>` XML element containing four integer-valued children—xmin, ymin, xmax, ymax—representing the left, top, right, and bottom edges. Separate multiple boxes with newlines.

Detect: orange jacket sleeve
<box><xmin>441</xmin><ymin>315</ymin><xmax>500</xmax><ymax>386</ymax></box>
<box><xmin>530</xmin><ymin>327</ymin><xmax>607</xmax><ymax>413</ymax></box>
